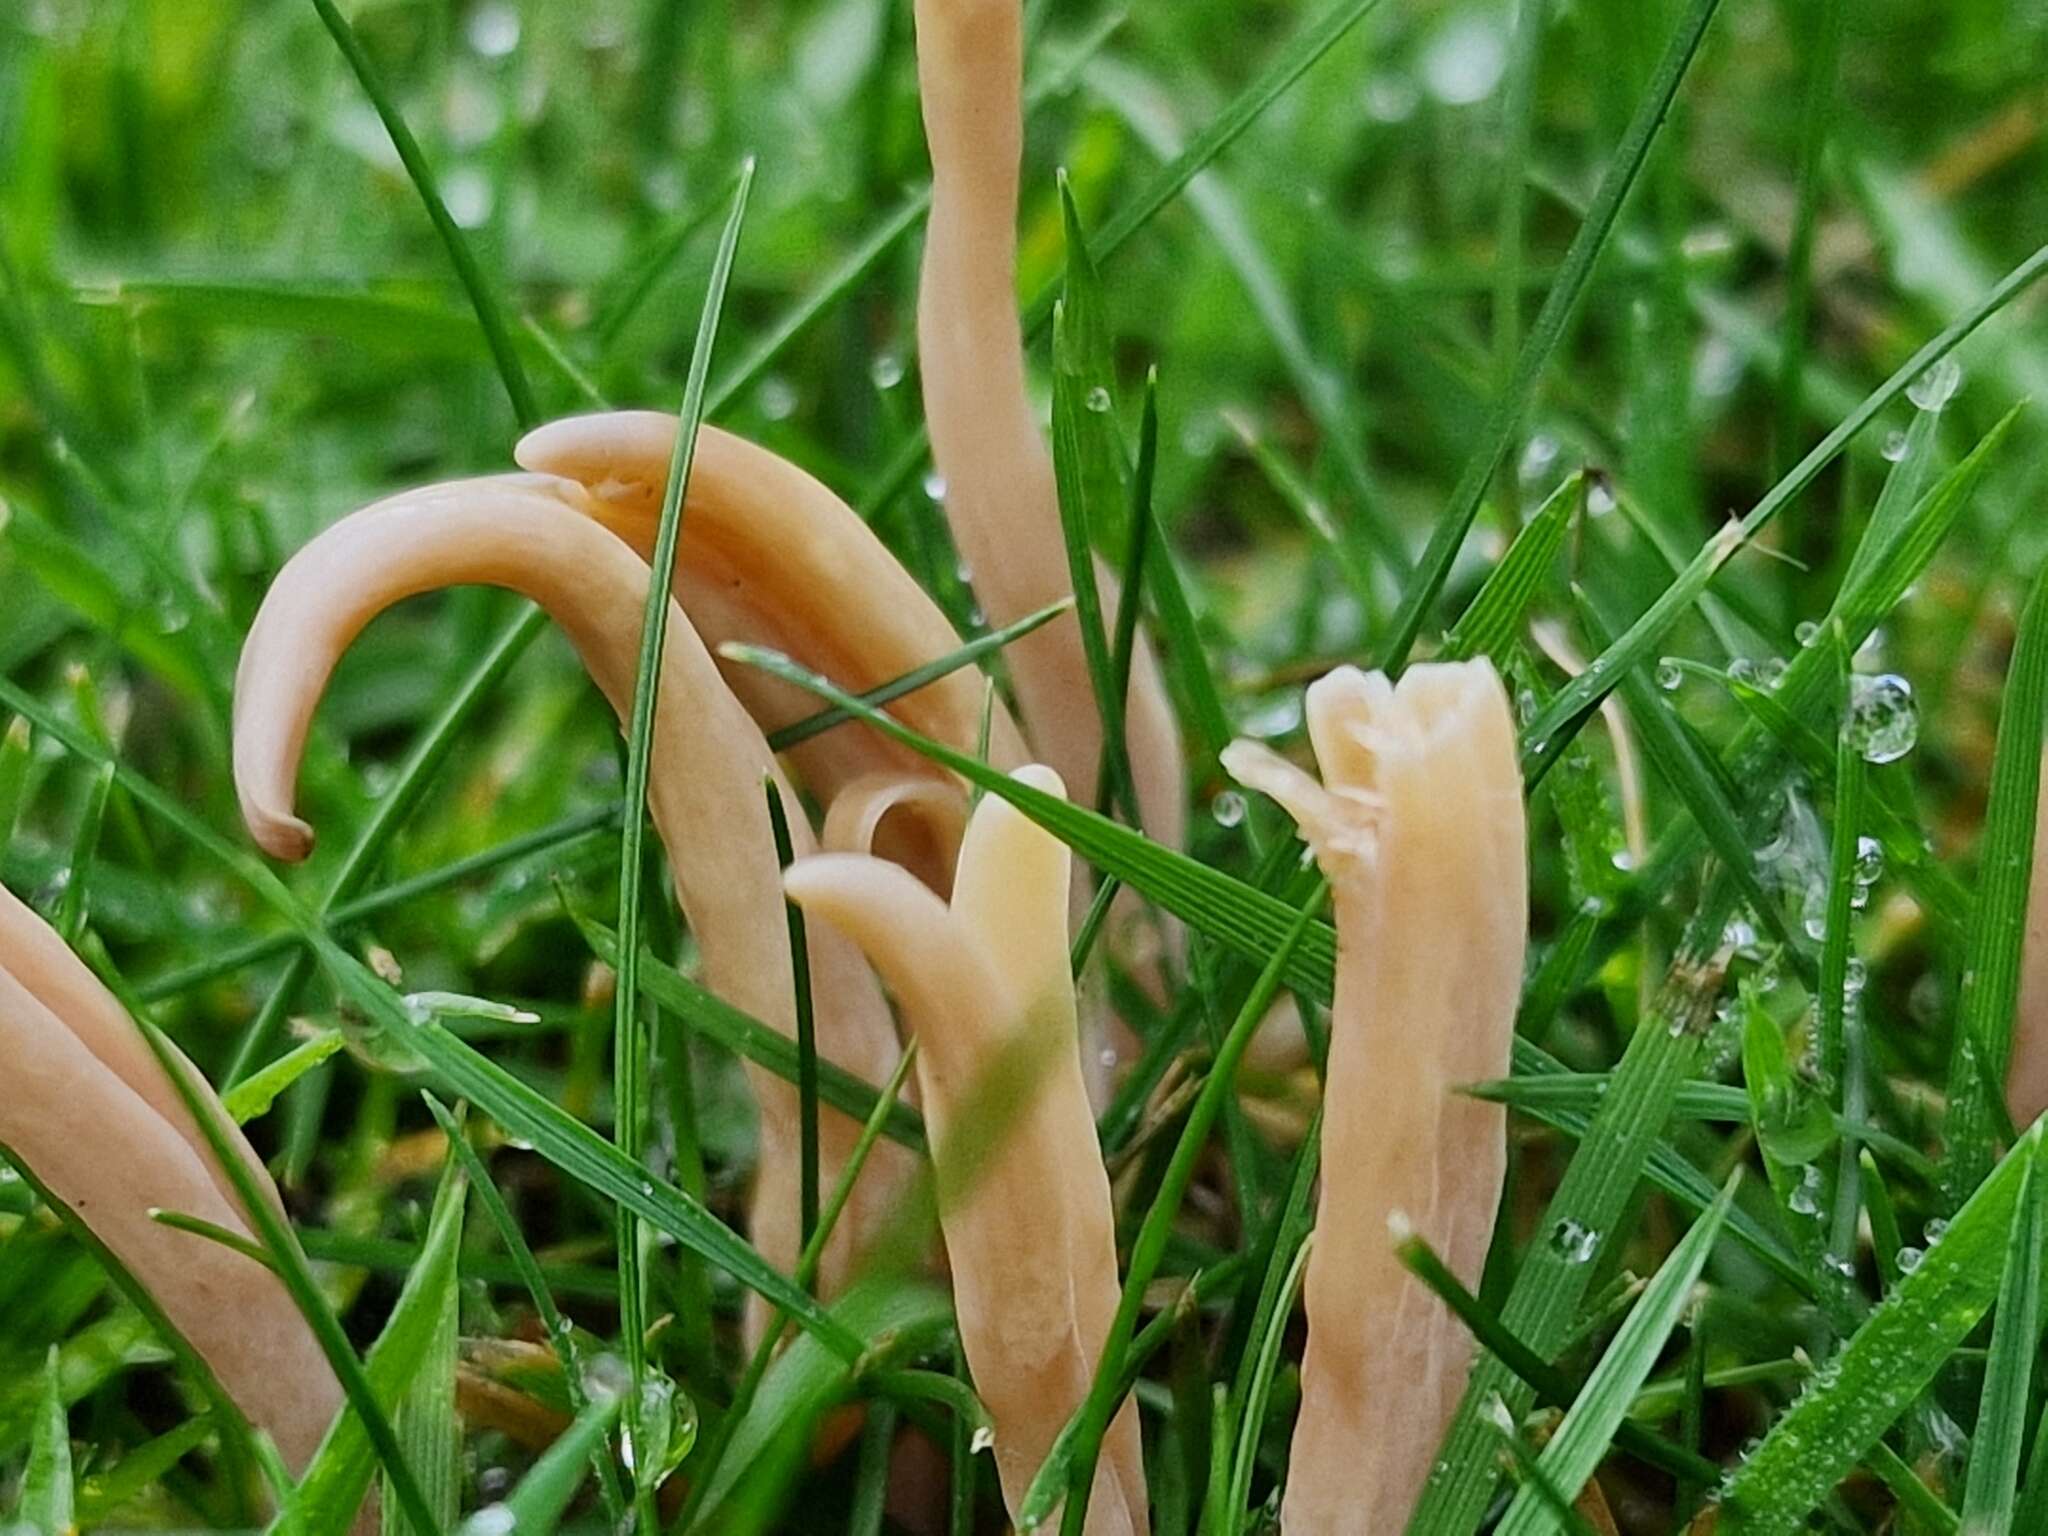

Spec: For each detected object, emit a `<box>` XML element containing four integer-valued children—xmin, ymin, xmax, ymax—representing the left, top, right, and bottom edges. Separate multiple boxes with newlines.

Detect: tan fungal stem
<box><xmin>911</xmin><ymin>0</ymin><xmax>1185</xmax><ymax>856</ymax></box>
<box><xmin>232</xmin><ymin>477</ymin><xmax>915</xmax><ymax>1315</ymax></box>
<box><xmin>1223</xmin><ymin>661</ymin><xmax>1527</xmax><ymax>1535</ymax></box>
<box><xmin>784</xmin><ymin>766</ymin><xmax>1147</xmax><ymax>1536</ymax></box>
<box><xmin>515</xmin><ymin>412</ymin><xmax>1020</xmax><ymax>887</ymax></box>
<box><xmin>0</xmin><ymin>884</ymin><xmax>343</xmax><ymax>1473</ymax></box>
<box><xmin>2007</xmin><ymin>754</ymin><xmax>2048</xmax><ymax>1126</ymax></box>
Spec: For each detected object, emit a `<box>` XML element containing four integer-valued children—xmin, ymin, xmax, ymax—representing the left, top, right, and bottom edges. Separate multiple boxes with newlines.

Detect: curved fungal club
<box><xmin>1223</xmin><ymin>660</ymin><xmax>1527</xmax><ymax>1534</ymax></box>
<box><xmin>785</xmin><ymin>766</ymin><xmax>1148</xmax><ymax>1536</ymax></box>
<box><xmin>231</xmin><ymin>475</ymin><xmax>918</xmax><ymax>1318</ymax></box>
<box><xmin>0</xmin><ymin>881</ymin><xmax>343</xmax><ymax>1475</ymax></box>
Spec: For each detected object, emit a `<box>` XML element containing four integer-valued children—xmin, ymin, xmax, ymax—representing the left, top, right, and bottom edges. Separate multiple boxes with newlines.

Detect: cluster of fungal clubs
<box><xmin>0</xmin><ymin>0</ymin><xmax>1618</xmax><ymax>1530</ymax></box>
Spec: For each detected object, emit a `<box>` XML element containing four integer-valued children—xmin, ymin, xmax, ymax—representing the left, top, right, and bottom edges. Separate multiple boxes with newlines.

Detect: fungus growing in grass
<box><xmin>231</xmin><ymin>476</ymin><xmax>917</xmax><ymax>1314</ymax></box>
<box><xmin>783</xmin><ymin>766</ymin><xmax>1148</xmax><ymax>1536</ymax></box>
<box><xmin>911</xmin><ymin>0</ymin><xmax>1184</xmax><ymax>856</ymax></box>
<box><xmin>0</xmin><ymin>881</ymin><xmax>343</xmax><ymax>1472</ymax></box>
<box><xmin>1222</xmin><ymin>661</ymin><xmax>1527</xmax><ymax>1534</ymax></box>
<box><xmin>516</xmin><ymin>412</ymin><xmax>1025</xmax><ymax>889</ymax></box>
<box><xmin>2005</xmin><ymin>765</ymin><xmax>2048</xmax><ymax>1126</ymax></box>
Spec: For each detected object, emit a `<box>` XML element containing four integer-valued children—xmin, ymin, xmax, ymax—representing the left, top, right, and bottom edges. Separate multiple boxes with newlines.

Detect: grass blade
<box><xmin>1960</xmin><ymin>1147</ymin><xmax>2047</xmax><ymax>1532</ymax></box>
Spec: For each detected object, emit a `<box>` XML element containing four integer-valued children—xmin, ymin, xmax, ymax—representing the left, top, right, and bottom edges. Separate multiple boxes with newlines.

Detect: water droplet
<box><xmin>1788</xmin><ymin>1164</ymin><xmax>1823</xmax><ymax>1217</ymax></box>
<box><xmin>443</xmin><ymin>166</ymin><xmax>494</xmax><ymax>230</ymax></box>
<box><xmin>1586</xmin><ymin>479</ymin><xmax>1616</xmax><ymax>517</ymax></box>
<box><xmin>465</xmin><ymin>1504</ymin><xmax>517</xmax><ymax>1536</ymax></box>
<box><xmin>755</xmin><ymin>375</ymin><xmax>797</xmax><ymax>421</ymax></box>
<box><xmin>1693</xmin><ymin>336</ymin><xmax>1742</xmax><ymax>399</ymax></box>
<box><xmin>1795</xmin><ymin>619</ymin><xmax>1821</xmax><ymax>647</ymax></box>
<box><xmin>1362</xmin><ymin>73</ymin><xmax>1419</xmax><ymax>122</ymax></box>
<box><xmin>923</xmin><ymin>472</ymin><xmax>948</xmax><ymax>502</ymax></box>
<box><xmin>871</xmin><ymin>352</ymin><xmax>905</xmax><ymax>391</ymax></box>
<box><xmin>1897</xmin><ymin>1245</ymin><xmax>1924</xmax><ymax>1274</ymax></box>
<box><xmin>1925</xmin><ymin>1218</ymin><xmax>1950</xmax><ymax>1245</ymax></box>
<box><xmin>970</xmin><ymin>1424</ymin><xmax>996</xmax><ymax>1454</ymax></box>
<box><xmin>465</xmin><ymin>1</ymin><xmax>521</xmax><ymax>58</ymax></box>
<box><xmin>1907</xmin><ymin>356</ymin><xmax>1962</xmax><ymax>413</ymax></box>
<box><xmin>1881</xmin><ymin>430</ymin><xmax>1909</xmax><ymax>463</ymax></box>
<box><xmin>1842</xmin><ymin>673</ymin><xmax>1918</xmax><ymax>764</ymax></box>
<box><xmin>1655</xmin><ymin>658</ymin><xmax>1684</xmax><ymax>692</ymax></box>
<box><xmin>1420</xmin><ymin>11</ymin><xmax>1507</xmax><ymax>104</ymax></box>
<box><xmin>1854</xmin><ymin>836</ymin><xmax>1884</xmax><ymax>886</ymax></box>
<box><xmin>1211</xmin><ymin>790</ymin><xmax>1247</xmax><ymax>828</ymax></box>
<box><xmin>1755</xmin><ymin>658</ymin><xmax>1787</xmax><ymax>690</ymax></box>
<box><xmin>1085</xmin><ymin>386</ymin><xmax>1113</xmax><ymax>414</ymax></box>
<box><xmin>1548</xmin><ymin>1218</ymin><xmax>1599</xmax><ymax>1264</ymax></box>
<box><xmin>1518</xmin><ymin>434</ymin><xmax>1559</xmax><ymax>484</ymax></box>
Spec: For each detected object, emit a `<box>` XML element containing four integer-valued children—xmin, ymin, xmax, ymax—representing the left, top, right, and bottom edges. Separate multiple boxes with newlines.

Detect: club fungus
<box><xmin>0</xmin><ymin>881</ymin><xmax>343</xmax><ymax>1472</ymax></box>
<box><xmin>2006</xmin><ymin>764</ymin><xmax>2048</xmax><ymax>1126</ymax></box>
<box><xmin>784</xmin><ymin>765</ymin><xmax>1147</xmax><ymax>1536</ymax></box>
<box><xmin>516</xmin><ymin>411</ymin><xmax>1025</xmax><ymax>888</ymax></box>
<box><xmin>911</xmin><ymin>0</ymin><xmax>1184</xmax><ymax>857</ymax></box>
<box><xmin>1222</xmin><ymin>660</ymin><xmax>1527</xmax><ymax>1534</ymax></box>
<box><xmin>232</xmin><ymin>476</ymin><xmax>916</xmax><ymax>1313</ymax></box>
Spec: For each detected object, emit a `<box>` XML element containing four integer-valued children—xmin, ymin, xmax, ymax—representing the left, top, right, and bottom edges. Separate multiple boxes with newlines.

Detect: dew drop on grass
<box><xmin>970</xmin><ymin>1424</ymin><xmax>996</xmax><ymax>1454</ymax></box>
<box><xmin>466</xmin><ymin>1505</ymin><xmax>516</xmax><ymax>1536</ymax></box>
<box><xmin>1855</xmin><ymin>835</ymin><xmax>1884</xmax><ymax>886</ymax></box>
<box><xmin>1518</xmin><ymin>434</ymin><xmax>1559</xmax><ymax>484</ymax></box>
<box><xmin>1907</xmin><ymin>356</ymin><xmax>1962</xmax><ymax>413</ymax></box>
<box><xmin>1548</xmin><ymin>1218</ymin><xmax>1598</xmax><ymax>1264</ymax></box>
<box><xmin>1881</xmin><ymin>430</ymin><xmax>1909</xmax><ymax>463</ymax></box>
<box><xmin>1211</xmin><ymin>789</ymin><xmax>1247</xmax><ymax>828</ymax></box>
<box><xmin>466</xmin><ymin>1</ymin><xmax>521</xmax><ymax>58</ymax></box>
<box><xmin>1586</xmin><ymin>478</ymin><xmax>1616</xmax><ymax>517</ymax></box>
<box><xmin>1796</xmin><ymin>619</ymin><xmax>1820</xmax><ymax>647</ymax></box>
<box><xmin>871</xmin><ymin>352</ymin><xmax>905</xmax><ymax>391</ymax></box>
<box><xmin>1655</xmin><ymin>658</ymin><xmax>1683</xmax><ymax>692</ymax></box>
<box><xmin>1843</xmin><ymin>673</ymin><xmax>1919</xmax><ymax>763</ymax></box>
<box><xmin>1085</xmin><ymin>386</ymin><xmax>1113</xmax><ymax>414</ymax></box>
<box><xmin>923</xmin><ymin>471</ymin><xmax>948</xmax><ymax>502</ymax></box>
<box><xmin>1897</xmin><ymin>1245</ymin><xmax>1924</xmax><ymax>1274</ymax></box>
<box><xmin>1420</xmin><ymin>12</ymin><xmax>1506</xmax><ymax>104</ymax></box>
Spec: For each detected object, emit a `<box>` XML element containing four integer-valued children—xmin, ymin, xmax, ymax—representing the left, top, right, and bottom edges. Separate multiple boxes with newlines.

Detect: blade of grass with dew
<box><xmin>459</xmin><ymin>1391</ymin><xmax>622</xmax><ymax>1536</ymax></box>
<box><xmin>1396</xmin><ymin>1234</ymin><xmax>1718</xmax><ymax>1486</ymax></box>
<box><xmin>1839</xmin><ymin>389</ymin><xmax>1943</xmax><ymax>598</ymax></box>
<box><xmin>20</xmin><ymin>1348</ymin><xmax>73</xmax><ymax>1536</ymax></box>
<box><xmin>1037</xmin><ymin>884</ymin><xmax>1327</xmax><ymax>1536</ymax></box>
<box><xmin>1719</xmin><ymin>1121</ymin><xmax>2044</xmax><ymax>1533</ymax></box>
<box><xmin>393</xmin><ymin>1007</ymin><xmax>864</xmax><ymax>1356</ymax></box>
<box><xmin>686</xmin><ymin>1278</ymin><xmax>954</xmax><ymax>1530</ymax></box>
<box><xmin>1441</xmin><ymin>473</ymin><xmax>1583</xmax><ymax>664</ymax></box>
<box><xmin>1381</xmin><ymin>0</ymin><xmax>1724</xmax><ymax>669</ymax></box>
<box><xmin>1944</xmin><ymin>555</ymin><xmax>2048</xmax><ymax>1204</ymax></box>
<box><xmin>1959</xmin><ymin>1146</ymin><xmax>2047</xmax><ymax>1532</ymax></box>
<box><xmin>423</xmin><ymin>1092</ymin><xmax>627</xmax><ymax>1526</ymax></box>
<box><xmin>1408</xmin><ymin>883</ymin><xmax>1739</xmax><ymax>1536</ymax></box>
<box><xmin>1468</xmin><ymin>1071</ymin><xmax>1749</xmax><ymax>1123</ymax></box>
<box><xmin>289</xmin><ymin>1146</ymin><xmax>468</xmax><ymax>1536</ymax></box>
<box><xmin>306</xmin><ymin>0</ymin><xmax>537</xmax><ymax>427</ymax></box>
<box><xmin>1521</xmin><ymin>263</ymin><xmax>2047</xmax><ymax>779</ymax></box>
<box><xmin>1491</xmin><ymin>1176</ymin><xmax>1737</xmax><ymax>1536</ymax></box>
<box><xmin>608</xmin><ymin>163</ymin><xmax>752</xmax><ymax>1531</ymax></box>
<box><xmin>571</xmin><ymin>912</ymin><xmax>925</xmax><ymax>1152</ymax></box>
<box><xmin>1821</xmin><ymin>722</ymin><xmax>1869</xmax><ymax>1275</ymax></box>
<box><xmin>1049</xmin><ymin>298</ymin><xmax>1141</xmax><ymax>826</ymax></box>
<box><xmin>131</xmin><ymin>1014</ymin><xmax>439</xmax><ymax>1536</ymax></box>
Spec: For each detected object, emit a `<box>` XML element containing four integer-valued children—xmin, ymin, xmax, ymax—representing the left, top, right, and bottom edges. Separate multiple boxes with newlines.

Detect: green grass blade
<box><xmin>221</xmin><ymin>1030</ymin><xmax>344</xmax><ymax>1124</ymax></box>
<box><xmin>1381</xmin><ymin>0</ymin><xmax>1724</xmax><ymax>669</ymax></box>
<box><xmin>1492</xmin><ymin>1175</ymin><xmax>1736</xmax><ymax>1536</ymax></box>
<box><xmin>306</xmin><ymin>0</ymin><xmax>538</xmax><ymax>428</ymax></box>
<box><xmin>1944</xmin><ymin>555</ymin><xmax>2048</xmax><ymax>1203</ymax></box>
<box><xmin>1523</xmin><ymin>264</ymin><xmax>2046</xmax><ymax>776</ymax></box>
<box><xmin>463</xmin><ymin>1391</ymin><xmax>623</xmax><ymax>1536</ymax></box>
<box><xmin>1960</xmin><ymin>1147</ymin><xmax>2047</xmax><ymax>1532</ymax></box>
<box><xmin>20</xmin><ymin>1347</ymin><xmax>74</xmax><ymax>1536</ymax></box>
<box><xmin>1719</xmin><ymin>1123</ymin><xmax>2044</xmax><ymax>1533</ymax></box>
<box><xmin>608</xmin><ymin>162</ymin><xmax>752</xmax><ymax>1531</ymax></box>
<box><xmin>1221</xmin><ymin>1233</ymin><xmax>1312</xmax><ymax>1536</ymax></box>
<box><xmin>1442</xmin><ymin>473</ymin><xmax>1583</xmax><ymax>664</ymax></box>
<box><xmin>133</xmin><ymin>1015</ymin><xmax>439</xmax><ymax>1536</ymax></box>
<box><xmin>384</xmin><ymin>1152</ymin><xmax>463</xmax><ymax>1536</ymax></box>
<box><xmin>763</xmin><ymin>782</ymin><xmax>821</xmax><ymax>1254</ymax></box>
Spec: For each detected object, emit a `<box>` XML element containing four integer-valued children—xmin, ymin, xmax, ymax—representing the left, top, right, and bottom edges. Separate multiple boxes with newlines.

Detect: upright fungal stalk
<box><xmin>784</xmin><ymin>766</ymin><xmax>1147</xmax><ymax>1536</ymax></box>
<box><xmin>912</xmin><ymin>0</ymin><xmax>1185</xmax><ymax>856</ymax></box>
<box><xmin>2006</xmin><ymin>759</ymin><xmax>2048</xmax><ymax>1126</ymax></box>
<box><xmin>516</xmin><ymin>412</ymin><xmax>1026</xmax><ymax>888</ymax></box>
<box><xmin>0</xmin><ymin>882</ymin><xmax>343</xmax><ymax>1473</ymax></box>
<box><xmin>1223</xmin><ymin>661</ymin><xmax>1527</xmax><ymax>1534</ymax></box>
<box><xmin>232</xmin><ymin>476</ymin><xmax>916</xmax><ymax>1314</ymax></box>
